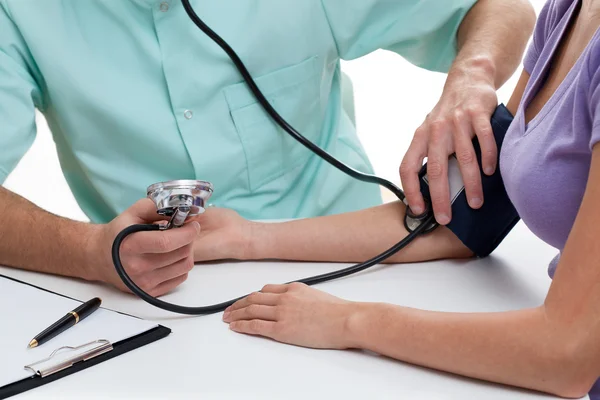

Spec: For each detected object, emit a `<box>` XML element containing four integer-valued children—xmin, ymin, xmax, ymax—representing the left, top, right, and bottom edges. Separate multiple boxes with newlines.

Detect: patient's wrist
<box><xmin>246</xmin><ymin>222</ymin><xmax>274</xmax><ymax>260</ymax></box>
<box><xmin>345</xmin><ymin>302</ymin><xmax>392</xmax><ymax>349</ymax></box>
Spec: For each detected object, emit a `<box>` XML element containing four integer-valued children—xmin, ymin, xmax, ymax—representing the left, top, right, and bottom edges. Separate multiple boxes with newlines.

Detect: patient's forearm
<box><xmin>249</xmin><ymin>201</ymin><xmax>472</xmax><ymax>262</ymax></box>
<box><xmin>347</xmin><ymin>304</ymin><xmax>588</xmax><ymax>398</ymax></box>
<box><xmin>0</xmin><ymin>187</ymin><xmax>97</xmax><ymax>279</ymax></box>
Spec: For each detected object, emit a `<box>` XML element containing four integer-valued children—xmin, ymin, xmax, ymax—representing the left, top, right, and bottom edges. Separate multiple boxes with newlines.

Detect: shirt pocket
<box><xmin>223</xmin><ymin>56</ymin><xmax>321</xmax><ymax>191</ymax></box>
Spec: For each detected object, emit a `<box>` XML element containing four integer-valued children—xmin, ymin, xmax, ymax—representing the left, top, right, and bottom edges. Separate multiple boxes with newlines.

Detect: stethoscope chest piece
<box><xmin>403</xmin><ymin>199</ymin><xmax>438</xmax><ymax>234</ymax></box>
<box><xmin>147</xmin><ymin>180</ymin><xmax>214</xmax><ymax>228</ymax></box>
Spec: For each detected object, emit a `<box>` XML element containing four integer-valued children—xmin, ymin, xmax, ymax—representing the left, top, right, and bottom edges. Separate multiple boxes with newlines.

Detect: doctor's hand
<box><xmin>223</xmin><ymin>282</ymin><xmax>356</xmax><ymax>349</ymax></box>
<box><xmin>90</xmin><ymin>199</ymin><xmax>199</xmax><ymax>297</ymax></box>
<box><xmin>400</xmin><ymin>60</ymin><xmax>498</xmax><ymax>225</ymax></box>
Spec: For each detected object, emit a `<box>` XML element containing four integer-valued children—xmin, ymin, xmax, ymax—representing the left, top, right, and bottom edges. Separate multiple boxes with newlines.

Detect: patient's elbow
<box><xmin>553</xmin><ymin>374</ymin><xmax>595</xmax><ymax>399</ymax></box>
<box><xmin>545</xmin><ymin>339</ymin><xmax>598</xmax><ymax>399</ymax></box>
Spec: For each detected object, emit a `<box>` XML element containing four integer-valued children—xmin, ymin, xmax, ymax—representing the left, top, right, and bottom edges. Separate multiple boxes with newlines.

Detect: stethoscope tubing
<box><xmin>110</xmin><ymin>0</ymin><xmax>437</xmax><ymax>315</ymax></box>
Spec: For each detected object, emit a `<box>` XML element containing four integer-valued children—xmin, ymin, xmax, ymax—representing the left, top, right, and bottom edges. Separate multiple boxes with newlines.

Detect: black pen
<box><xmin>28</xmin><ymin>297</ymin><xmax>102</xmax><ymax>348</ymax></box>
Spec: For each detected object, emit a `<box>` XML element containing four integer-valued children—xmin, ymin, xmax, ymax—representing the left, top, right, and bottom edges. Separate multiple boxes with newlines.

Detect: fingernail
<box><xmin>484</xmin><ymin>166</ymin><xmax>494</xmax><ymax>176</ymax></box>
<box><xmin>470</xmin><ymin>197</ymin><xmax>482</xmax><ymax>208</ymax></box>
<box><xmin>437</xmin><ymin>214</ymin><xmax>450</xmax><ymax>225</ymax></box>
<box><xmin>223</xmin><ymin>311</ymin><xmax>230</xmax><ymax>321</ymax></box>
<box><xmin>411</xmin><ymin>205</ymin><xmax>424</xmax><ymax>215</ymax></box>
<box><xmin>229</xmin><ymin>322</ymin><xmax>236</xmax><ymax>330</ymax></box>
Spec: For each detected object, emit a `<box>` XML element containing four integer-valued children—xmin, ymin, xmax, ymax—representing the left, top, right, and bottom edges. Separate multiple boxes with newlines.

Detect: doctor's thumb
<box><xmin>127</xmin><ymin>198</ymin><xmax>167</xmax><ymax>224</ymax></box>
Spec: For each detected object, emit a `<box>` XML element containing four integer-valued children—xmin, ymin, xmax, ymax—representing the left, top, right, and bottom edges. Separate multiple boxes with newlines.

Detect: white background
<box><xmin>4</xmin><ymin>1</ymin><xmax>546</xmax><ymax>220</ymax></box>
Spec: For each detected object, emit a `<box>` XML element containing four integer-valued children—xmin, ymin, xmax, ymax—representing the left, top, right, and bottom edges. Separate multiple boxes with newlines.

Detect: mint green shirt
<box><xmin>0</xmin><ymin>0</ymin><xmax>476</xmax><ymax>223</ymax></box>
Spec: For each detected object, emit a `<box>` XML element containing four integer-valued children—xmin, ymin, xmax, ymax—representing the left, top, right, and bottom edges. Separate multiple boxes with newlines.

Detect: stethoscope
<box><xmin>111</xmin><ymin>0</ymin><xmax>438</xmax><ymax>315</ymax></box>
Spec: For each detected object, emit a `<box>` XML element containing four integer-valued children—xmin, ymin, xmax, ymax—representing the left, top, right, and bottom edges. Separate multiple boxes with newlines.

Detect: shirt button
<box><xmin>159</xmin><ymin>2</ymin><xmax>169</xmax><ymax>12</ymax></box>
<box><xmin>184</xmin><ymin>110</ymin><xmax>193</xmax><ymax>120</ymax></box>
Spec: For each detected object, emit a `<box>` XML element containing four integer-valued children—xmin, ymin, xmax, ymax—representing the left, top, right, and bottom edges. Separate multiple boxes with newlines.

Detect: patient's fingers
<box><xmin>225</xmin><ymin>292</ymin><xmax>280</xmax><ymax>313</ymax></box>
<box><xmin>260</xmin><ymin>284</ymin><xmax>289</xmax><ymax>294</ymax></box>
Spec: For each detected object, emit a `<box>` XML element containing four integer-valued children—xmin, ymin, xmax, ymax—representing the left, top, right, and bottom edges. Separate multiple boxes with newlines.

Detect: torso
<box><xmin>502</xmin><ymin>4</ymin><xmax>600</xmax><ymax>398</ymax></box>
<box><xmin>500</xmin><ymin>0</ymin><xmax>600</xmax><ymax>265</ymax></box>
<box><xmin>0</xmin><ymin>0</ymin><xmax>385</xmax><ymax>222</ymax></box>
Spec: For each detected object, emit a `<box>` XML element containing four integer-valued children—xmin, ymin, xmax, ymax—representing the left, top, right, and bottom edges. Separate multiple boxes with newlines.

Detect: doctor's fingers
<box><xmin>452</xmin><ymin>112</ymin><xmax>483</xmax><ymax>209</ymax></box>
<box><xmin>473</xmin><ymin>115</ymin><xmax>498</xmax><ymax>176</ymax></box>
<box><xmin>132</xmin><ymin>255</ymin><xmax>195</xmax><ymax>295</ymax></box>
<box><xmin>127</xmin><ymin>244</ymin><xmax>194</xmax><ymax>273</ymax></box>
<box><xmin>127</xmin><ymin>198</ymin><xmax>171</xmax><ymax>224</ymax></box>
<box><xmin>147</xmin><ymin>273</ymin><xmax>190</xmax><ymax>298</ymax></box>
<box><xmin>400</xmin><ymin>128</ymin><xmax>428</xmax><ymax>216</ymax></box>
<box><xmin>426</xmin><ymin>120</ymin><xmax>453</xmax><ymax>225</ymax></box>
<box><xmin>120</xmin><ymin>221</ymin><xmax>200</xmax><ymax>254</ymax></box>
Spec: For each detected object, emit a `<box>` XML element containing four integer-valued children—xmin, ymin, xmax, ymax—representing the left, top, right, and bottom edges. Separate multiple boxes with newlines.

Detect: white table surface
<box><xmin>0</xmin><ymin>221</ymin><xmax>587</xmax><ymax>400</ymax></box>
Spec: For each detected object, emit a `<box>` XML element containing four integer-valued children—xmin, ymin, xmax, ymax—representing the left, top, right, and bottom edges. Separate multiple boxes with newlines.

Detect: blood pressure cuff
<box><xmin>418</xmin><ymin>104</ymin><xmax>520</xmax><ymax>257</ymax></box>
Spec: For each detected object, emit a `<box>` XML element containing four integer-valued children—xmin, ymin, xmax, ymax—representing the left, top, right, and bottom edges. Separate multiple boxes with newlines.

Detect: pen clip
<box><xmin>24</xmin><ymin>339</ymin><xmax>113</xmax><ymax>378</ymax></box>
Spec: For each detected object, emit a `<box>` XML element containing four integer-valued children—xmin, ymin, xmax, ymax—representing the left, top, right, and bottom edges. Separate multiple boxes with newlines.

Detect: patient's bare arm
<box><xmin>245</xmin><ymin>201</ymin><xmax>473</xmax><ymax>263</ymax></box>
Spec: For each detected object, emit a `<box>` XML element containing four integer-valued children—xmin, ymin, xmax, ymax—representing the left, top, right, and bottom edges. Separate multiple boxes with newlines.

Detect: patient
<box><xmin>192</xmin><ymin>0</ymin><xmax>600</xmax><ymax>398</ymax></box>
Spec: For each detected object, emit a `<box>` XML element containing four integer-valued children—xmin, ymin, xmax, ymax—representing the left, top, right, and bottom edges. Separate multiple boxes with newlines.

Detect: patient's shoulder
<box><xmin>536</xmin><ymin>0</ymin><xmax>577</xmax><ymax>47</ymax></box>
<box><xmin>525</xmin><ymin>0</ymin><xmax>579</xmax><ymax>73</ymax></box>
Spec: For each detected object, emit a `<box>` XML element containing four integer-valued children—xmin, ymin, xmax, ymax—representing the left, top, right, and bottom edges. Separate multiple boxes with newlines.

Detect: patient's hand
<box><xmin>223</xmin><ymin>282</ymin><xmax>355</xmax><ymax>349</ymax></box>
<box><xmin>190</xmin><ymin>207</ymin><xmax>255</xmax><ymax>262</ymax></box>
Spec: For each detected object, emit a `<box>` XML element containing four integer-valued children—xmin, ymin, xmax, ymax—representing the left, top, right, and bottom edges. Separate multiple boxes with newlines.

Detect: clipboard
<box><xmin>0</xmin><ymin>274</ymin><xmax>171</xmax><ymax>399</ymax></box>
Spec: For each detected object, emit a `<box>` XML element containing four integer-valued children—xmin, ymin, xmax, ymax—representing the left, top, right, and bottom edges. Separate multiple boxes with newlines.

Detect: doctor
<box><xmin>0</xmin><ymin>0</ymin><xmax>534</xmax><ymax>296</ymax></box>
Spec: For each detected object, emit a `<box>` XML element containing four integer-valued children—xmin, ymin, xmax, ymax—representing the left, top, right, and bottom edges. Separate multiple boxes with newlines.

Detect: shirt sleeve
<box><xmin>0</xmin><ymin>1</ymin><xmax>43</xmax><ymax>184</ymax></box>
<box><xmin>588</xmin><ymin>40</ymin><xmax>600</xmax><ymax>151</ymax></box>
<box><xmin>320</xmin><ymin>0</ymin><xmax>477</xmax><ymax>72</ymax></box>
<box><xmin>523</xmin><ymin>0</ymin><xmax>567</xmax><ymax>74</ymax></box>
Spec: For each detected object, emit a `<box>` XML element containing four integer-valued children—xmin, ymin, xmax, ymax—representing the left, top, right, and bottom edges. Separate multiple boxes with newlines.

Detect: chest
<box><xmin>525</xmin><ymin>40</ymin><xmax>583</xmax><ymax>125</ymax></box>
<box><xmin>525</xmin><ymin>7</ymin><xmax>598</xmax><ymax>124</ymax></box>
<box><xmin>5</xmin><ymin>0</ymin><xmax>341</xmax><ymax>195</ymax></box>
<box><xmin>501</xmin><ymin>65</ymin><xmax>594</xmax><ymax>250</ymax></box>
<box><xmin>9</xmin><ymin>1</ymin><xmax>335</xmax><ymax>110</ymax></box>
<box><xmin>499</xmin><ymin>2</ymin><xmax>600</xmax><ymax>250</ymax></box>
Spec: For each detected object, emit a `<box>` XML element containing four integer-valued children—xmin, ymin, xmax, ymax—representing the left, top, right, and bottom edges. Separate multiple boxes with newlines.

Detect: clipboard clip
<box><xmin>24</xmin><ymin>339</ymin><xmax>113</xmax><ymax>378</ymax></box>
